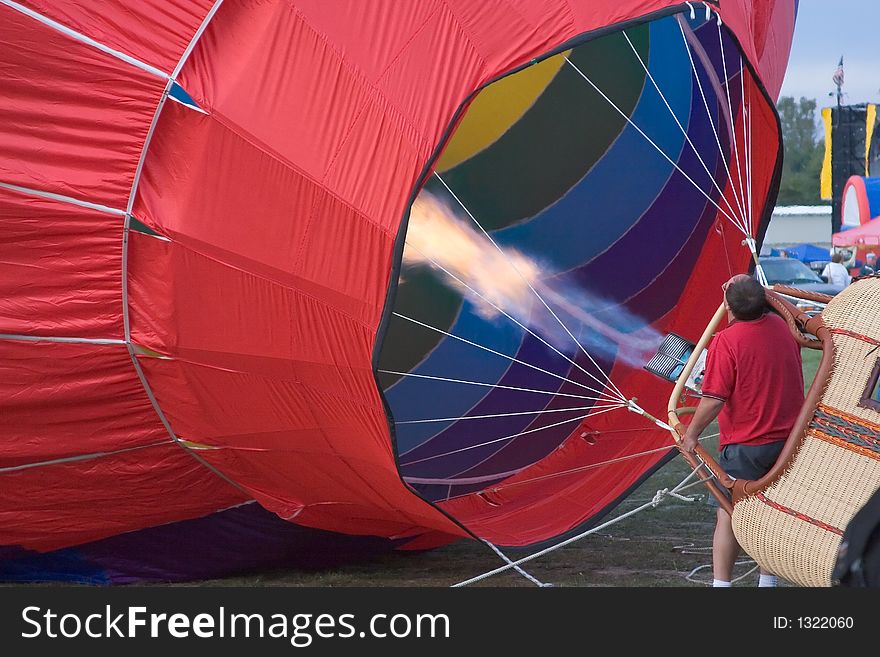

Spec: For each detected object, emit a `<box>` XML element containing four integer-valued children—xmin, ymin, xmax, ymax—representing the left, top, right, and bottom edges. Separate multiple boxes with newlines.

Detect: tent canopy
<box><xmin>785</xmin><ymin>243</ymin><xmax>831</xmax><ymax>263</ymax></box>
<box><xmin>833</xmin><ymin>216</ymin><xmax>880</xmax><ymax>247</ymax></box>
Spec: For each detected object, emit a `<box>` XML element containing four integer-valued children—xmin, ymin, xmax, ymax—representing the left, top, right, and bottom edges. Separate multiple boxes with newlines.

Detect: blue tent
<box><xmin>785</xmin><ymin>243</ymin><xmax>830</xmax><ymax>263</ymax></box>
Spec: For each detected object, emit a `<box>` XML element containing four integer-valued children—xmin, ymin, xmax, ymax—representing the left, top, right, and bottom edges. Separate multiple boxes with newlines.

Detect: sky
<box><xmin>779</xmin><ymin>0</ymin><xmax>880</xmax><ymax>109</ymax></box>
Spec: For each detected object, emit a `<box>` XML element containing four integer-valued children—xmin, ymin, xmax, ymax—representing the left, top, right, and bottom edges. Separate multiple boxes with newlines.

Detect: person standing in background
<box><xmin>822</xmin><ymin>253</ymin><xmax>851</xmax><ymax>287</ymax></box>
<box><xmin>859</xmin><ymin>252</ymin><xmax>877</xmax><ymax>277</ymax></box>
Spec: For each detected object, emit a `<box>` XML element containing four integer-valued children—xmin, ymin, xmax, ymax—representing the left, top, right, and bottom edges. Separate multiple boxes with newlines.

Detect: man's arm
<box><xmin>680</xmin><ymin>396</ymin><xmax>725</xmax><ymax>454</ymax></box>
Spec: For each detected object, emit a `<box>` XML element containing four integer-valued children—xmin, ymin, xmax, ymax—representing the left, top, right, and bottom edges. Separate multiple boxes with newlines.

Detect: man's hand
<box><xmin>678</xmin><ymin>396</ymin><xmax>725</xmax><ymax>456</ymax></box>
<box><xmin>680</xmin><ymin>429</ymin><xmax>700</xmax><ymax>455</ymax></box>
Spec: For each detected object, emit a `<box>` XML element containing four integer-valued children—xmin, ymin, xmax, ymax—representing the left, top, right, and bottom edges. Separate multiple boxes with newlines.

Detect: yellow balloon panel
<box><xmin>436</xmin><ymin>51</ymin><xmax>569</xmax><ymax>172</ymax></box>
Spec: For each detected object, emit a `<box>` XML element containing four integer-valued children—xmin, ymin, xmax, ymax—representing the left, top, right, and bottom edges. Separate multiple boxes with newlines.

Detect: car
<box><xmin>757</xmin><ymin>256</ymin><xmax>845</xmax><ymax>315</ymax></box>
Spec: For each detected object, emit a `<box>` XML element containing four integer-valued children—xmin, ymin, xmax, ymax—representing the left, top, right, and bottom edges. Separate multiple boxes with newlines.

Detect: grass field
<box><xmin>192</xmin><ymin>349</ymin><xmax>823</xmax><ymax>588</ymax></box>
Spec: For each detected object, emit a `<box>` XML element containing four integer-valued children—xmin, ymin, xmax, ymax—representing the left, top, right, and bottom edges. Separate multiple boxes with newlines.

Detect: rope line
<box><xmin>396</xmin><ymin>403</ymin><xmax>624</xmax><ymax>425</ymax></box>
<box><xmin>400</xmin><ymin>405</ymin><xmax>625</xmax><ymax>467</ymax></box>
<box><xmin>392</xmin><ymin>311</ymin><xmax>623</xmax><ymax>402</ymax></box>
<box><xmin>621</xmin><ymin>30</ymin><xmax>747</xmax><ymax>231</ymax></box>
<box><xmin>745</xmin><ymin>74</ymin><xmax>755</xmax><ymax>232</ymax></box>
<box><xmin>404</xmin><ymin>241</ymin><xmax>622</xmax><ymax>401</ymax></box>
<box><xmin>452</xmin><ymin>466</ymin><xmax>703</xmax><ymax>586</ymax></box>
<box><xmin>563</xmin><ymin>56</ymin><xmax>748</xmax><ymax>237</ymax></box>
<box><xmin>717</xmin><ymin>21</ymin><xmax>749</xmax><ymax>223</ymax></box>
<box><xmin>454</xmin><ymin>432</ymin><xmax>719</xmax><ymax>500</ymax></box>
<box><xmin>483</xmin><ymin>540</ymin><xmax>551</xmax><ymax>587</ymax></box>
<box><xmin>379</xmin><ymin>369</ymin><xmax>613</xmax><ymax>402</ymax></box>
<box><xmin>675</xmin><ymin>15</ymin><xmax>749</xmax><ymax>231</ymax></box>
<box><xmin>434</xmin><ymin>173</ymin><xmax>627</xmax><ymax>402</ymax></box>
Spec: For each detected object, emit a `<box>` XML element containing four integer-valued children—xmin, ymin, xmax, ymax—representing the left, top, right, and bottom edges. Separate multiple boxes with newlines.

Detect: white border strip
<box><xmin>0</xmin><ymin>0</ymin><xmax>169</xmax><ymax>79</ymax></box>
<box><xmin>0</xmin><ymin>441</ymin><xmax>168</xmax><ymax>474</ymax></box>
<box><xmin>0</xmin><ymin>333</ymin><xmax>125</xmax><ymax>345</ymax></box>
<box><xmin>0</xmin><ymin>181</ymin><xmax>126</xmax><ymax>215</ymax></box>
<box><xmin>114</xmin><ymin>0</ymin><xmax>249</xmax><ymax>497</ymax></box>
<box><xmin>172</xmin><ymin>0</ymin><xmax>225</xmax><ymax>79</ymax></box>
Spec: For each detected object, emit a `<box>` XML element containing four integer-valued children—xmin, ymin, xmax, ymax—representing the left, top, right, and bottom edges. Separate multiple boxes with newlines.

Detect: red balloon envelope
<box><xmin>0</xmin><ymin>0</ymin><xmax>795</xmax><ymax>582</ymax></box>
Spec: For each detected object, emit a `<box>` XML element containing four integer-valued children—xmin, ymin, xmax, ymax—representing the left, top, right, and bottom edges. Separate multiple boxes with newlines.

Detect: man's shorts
<box><xmin>706</xmin><ymin>440</ymin><xmax>786</xmax><ymax>508</ymax></box>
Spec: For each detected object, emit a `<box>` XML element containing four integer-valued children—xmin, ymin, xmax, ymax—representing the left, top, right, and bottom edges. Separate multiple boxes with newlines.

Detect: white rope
<box><xmin>563</xmin><ymin>56</ymin><xmax>749</xmax><ymax>237</ymax></box>
<box><xmin>437</xmin><ymin>431</ymin><xmax>721</xmax><ymax>503</ymax></box>
<box><xmin>0</xmin><ymin>333</ymin><xmax>126</xmax><ymax>345</ymax></box>
<box><xmin>0</xmin><ymin>0</ymin><xmax>169</xmax><ymax>79</ymax></box>
<box><xmin>404</xmin><ymin>241</ymin><xmax>623</xmax><ymax>402</ymax></box>
<box><xmin>392</xmin><ymin>311</ymin><xmax>623</xmax><ymax>402</ymax></box>
<box><xmin>434</xmin><ymin>173</ymin><xmax>628</xmax><ymax>402</ymax></box>
<box><xmin>0</xmin><ymin>181</ymin><xmax>126</xmax><ymax>216</ymax></box>
<box><xmin>480</xmin><ymin>442</ymin><xmax>679</xmax><ymax>493</ymax></box>
<box><xmin>744</xmin><ymin>237</ymin><xmax>768</xmax><ymax>285</ymax></box>
<box><xmin>675</xmin><ymin>16</ymin><xmax>749</xmax><ymax>232</ymax></box>
<box><xmin>621</xmin><ymin>30</ymin><xmax>747</xmax><ymax>231</ymax></box>
<box><xmin>745</xmin><ymin>77</ymin><xmax>755</xmax><ymax>233</ymax></box>
<box><xmin>396</xmin><ymin>403</ymin><xmax>623</xmax><ymax>425</ymax></box>
<box><xmin>452</xmin><ymin>466</ymin><xmax>703</xmax><ymax>586</ymax></box>
<box><xmin>379</xmin><ymin>369</ymin><xmax>613</xmax><ymax>402</ymax></box>
<box><xmin>400</xmin><ymin>404</ymin><xmax>625</xmax><ymax>467</ymax></box>
<box><xmin>483</xmin><ymin>540</ymin><xmax>552</xmax><ymax>587</ymax></box>
<box><xmin>717</xmin><ymin>21</ymin><xmax>749</xmax><ymax>223</ymax></box>
<box><xmin>685</xmin><ymin>561</ymin><xmax>759</xmax><ymax>585</ymax></box>
<box><xmin>625</xmin><ymin>398</ymin><xmax>675</xmax><ymax>431</ymax></box>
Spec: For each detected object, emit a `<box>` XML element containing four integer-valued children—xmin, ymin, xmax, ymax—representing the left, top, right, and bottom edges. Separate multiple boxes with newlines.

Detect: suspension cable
<box><xmin>404</xmin><ymin>241</ymin><xmax>623</xmax><ymax>400</ymax></box>
<box><xmin>675</xmin><ymin>15</ymin><xmax>749</xmax><ymax>231</ymax></box>
<box><xmin>391</xmin><ymin>312</ymin><xmax>623</xmax><ymax>403</ymax></box>
<box><xmin>563</xmin><ymin>56</ymin><xmax>749</xmax><ymax>237</ymax></box>
<box><xmin>621</xmin><ymin>30</ymin><xmax>747</xmax><ymax>230</ymax></box>
<box><xmin>379</xmin><ymin>369</ymin><xmax>615</xmax><ymax>402</ymax></box>
<box><xmin>434</xmin><ymin>173</ymin><xmax>628</xmax><ymax>402</ymax></box>
<box><xmin>400</xmin><ymin>404</ymin><xmax>625</xmax><ymax>467</ymax></box>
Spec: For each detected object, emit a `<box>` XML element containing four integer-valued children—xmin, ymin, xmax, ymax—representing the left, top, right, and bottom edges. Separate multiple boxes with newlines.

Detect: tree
<box><xmin>775</xmin><ymin>96</ymin><xmax>826</xmax><ymax>206</ymax></box>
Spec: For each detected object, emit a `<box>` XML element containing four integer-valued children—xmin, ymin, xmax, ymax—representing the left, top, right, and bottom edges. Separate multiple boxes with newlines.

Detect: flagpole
<box><xmin>833</xmin><ymin>56</ymin><xmax>844</xmax><ymax>108</ymax></box>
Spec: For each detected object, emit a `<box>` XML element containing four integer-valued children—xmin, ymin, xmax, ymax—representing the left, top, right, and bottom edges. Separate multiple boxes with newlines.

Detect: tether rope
<box><xmin>483</xmin><ymin>540</ymin><xmax>551</xmax><ymax>587</ymax></box>
<box><xmin>452</xmin><ymin>467</ymin><xmax>706</xmax><ymax>586</ymax></box>
<box><xmin>470</xmin><ymin>440</ymin><xmax>694</xmax><ymax>495</ymax></box>
<box><xmin>716</xmin><ymin>20</ymin><xmax>749</xmax><ymax>227</ymax></box>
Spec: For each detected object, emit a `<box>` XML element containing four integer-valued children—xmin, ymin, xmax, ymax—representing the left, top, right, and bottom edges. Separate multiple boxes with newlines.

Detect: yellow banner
<box><xmin>820</xmin><ymin>107</ymin><xmax>833</xmax><ymax>200</ymax></box>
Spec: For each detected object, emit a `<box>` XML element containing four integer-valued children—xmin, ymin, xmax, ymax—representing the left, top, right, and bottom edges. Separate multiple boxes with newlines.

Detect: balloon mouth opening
<box><xmin>376</xmin><ymin>6</ymin><xmax>771</xmax><ymax>514</ymax></box>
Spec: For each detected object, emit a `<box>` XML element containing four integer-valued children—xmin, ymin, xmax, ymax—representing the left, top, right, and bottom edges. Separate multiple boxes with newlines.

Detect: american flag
<box><xmin>832</xmin><ymin>56</ymin><xmax>845</xmax><ymax>88</ymax></box>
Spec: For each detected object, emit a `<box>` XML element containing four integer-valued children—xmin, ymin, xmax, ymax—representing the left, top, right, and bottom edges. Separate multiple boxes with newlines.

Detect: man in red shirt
<box><xmin>681</xmin><ymin>274</ymin><xmax>804</xmax><ymax>587</ymax></box>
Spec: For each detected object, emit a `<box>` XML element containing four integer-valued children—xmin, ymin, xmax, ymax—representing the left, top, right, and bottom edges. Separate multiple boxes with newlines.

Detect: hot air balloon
<box><xmin>0</xmin><ymin>0</ymin><xmax>796</xmax><ymax>582</ymax></box>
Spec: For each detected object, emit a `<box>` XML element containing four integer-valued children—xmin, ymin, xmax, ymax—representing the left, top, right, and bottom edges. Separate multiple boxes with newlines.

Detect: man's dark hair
<box><xmin>725</xmin><ymin>277</ymin><xmax>766</xmax><ymax>320</ymax></box>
